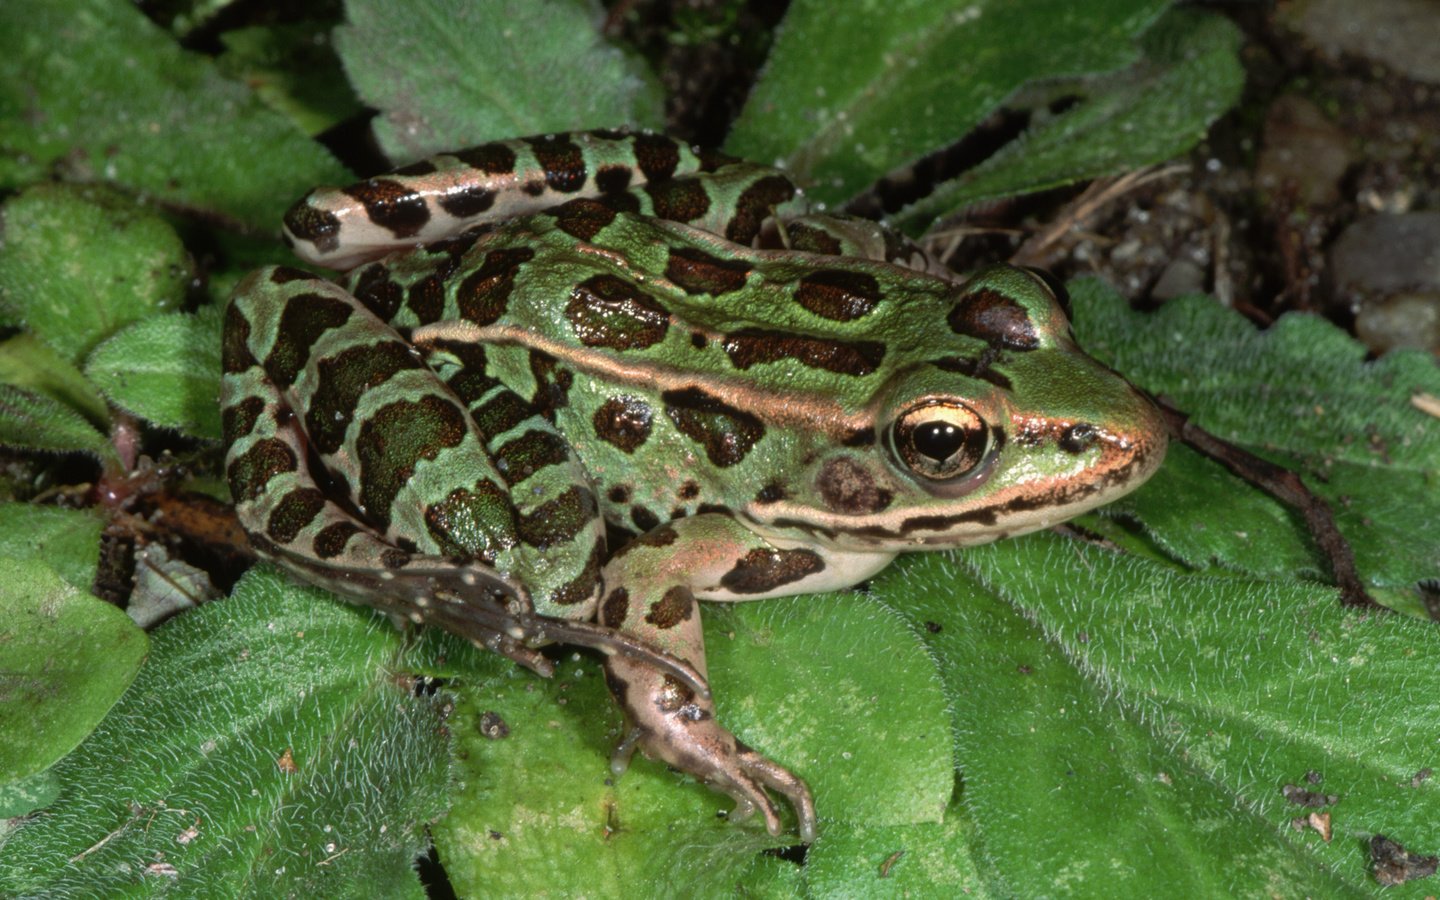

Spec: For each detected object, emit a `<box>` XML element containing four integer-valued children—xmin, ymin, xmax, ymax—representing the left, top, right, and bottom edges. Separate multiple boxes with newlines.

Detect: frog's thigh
<box><xmin>223</xmin><ymin>267</ymin><xmax>568</xmax><ymax>671</ymax></box>
<box><xmin>600</xmin><ymin>513</ymin><xmax>892</xmax><ymax>675</ymax></box>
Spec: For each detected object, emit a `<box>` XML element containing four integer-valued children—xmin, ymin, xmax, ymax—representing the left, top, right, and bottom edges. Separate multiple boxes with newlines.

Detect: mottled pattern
<box><xmin>592</xmin><ymin>396</ymin><xmax>653</xmax><ymax>452</ymax></box>
<box><xmin>646</xmin><ymin>586</ymin><xmax>693</xmax><ymax>629</ymax></box>
<box><xmin>816</xmin><ymin>457</ymin><xmax>892</xmax><ymax>515</ymax></box>
<box><xmin>794</xmin><ymin>270</ymin><xmax>882</xmax><ymax>321</ymax></box>
<box><xmin>723</xmin><ymin>329</ymin><xmax>885</xmax><ymax>376</ymax></box>
<box><xmin>458</xmin><ymin>248</ymin><xmax>535</xmax><ymax>325</ymax></box>
<box><xmin>662</xmin><ymin>387</ymin><xmax>765</xmax><ymax>467</ymax></box>
<box><xmin>719</xmin><ymin>548</ymin><xmax>825</xmax><ymax>594</ymax></box>
<box><xmin>665</xmin><ymin>247</ymin><xmax>750</xmax><ymax>296</ymax></box>
<box><xmin>948</xmin><ymin>286</ymin><xmax>1040</xmax><ymax>350</ymax></box>
<box><xmin>342</xmin><ymin>179</ymin><xmax>430</xmax><ymax>239</ymax></box>
<box><xmin>566</xmin><ymin>275</ymin><xmax>670</xmax><ymax>350</ymax></box>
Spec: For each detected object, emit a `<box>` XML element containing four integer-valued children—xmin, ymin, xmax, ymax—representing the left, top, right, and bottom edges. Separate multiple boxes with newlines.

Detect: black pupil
<box><xmin>913</xmin><ymin>421</ymin><xmax>967</xmax><ymax>462</ymax></box>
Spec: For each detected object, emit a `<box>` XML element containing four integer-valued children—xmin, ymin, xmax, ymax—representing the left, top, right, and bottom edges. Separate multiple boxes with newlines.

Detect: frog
<box><xmin>220</xmin><ymin>130</ymin><xmax>1168</xmax><ymax>843</ymax></box>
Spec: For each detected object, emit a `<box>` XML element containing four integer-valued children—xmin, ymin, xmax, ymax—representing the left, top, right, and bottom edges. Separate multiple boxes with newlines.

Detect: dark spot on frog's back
<box><xmin>549</xmin><ymin>536</ymin><xmax>604</xmax><ymax>607</ymax></box>
<box><xmin>601</xmin><ymin>587</ymin><xmax>629</xmax><ymax>627</ymax></box>
<box><xmin>786</xmin><ymin>223</ymin><xmax>844</xmax><ymax>256</ymax></box>
<box><xmin>423</xmin><ymin>480</ymin><xmax>520</xmax><ymax>561</ymax></box>
<box><xmin>437</xmin><ymin>184</ymin><xmax>495</xmax><ymax>220</ymax></box>
<box><xmin>283</xmin><ymin>201</ymin><xmax>342</xmax><ymax>254</ymax></box>
<box><xmin>593</xmin><ymin>396</ymin><xmax>653</xmax><ymax>452</ymax></box>
<box><xmin>452</xmin><ymin>142</ymin><xmax>519</xmax><ymax>174</ymax></box>
<box><xmin>645</xmin><ymin>177</ymin><xmax>710</xmax><ymax>224</ymax></box>
<box><xmin>407</xmin><ymin>274</ymin><xmax>446</xmax><ymax>325</ymax></box>
<box><xmin>312</xmin><ymin>521</ymin><xmax>361</xmax><ymax>560</ymax></box>
<box><xmin>221</xmin><ymin>396</ymin><xmax>265</xmax><ymax>443</ymax></box>
<box><xmin>720</xmin><ymin>548</ymin><xmax>825</xmax><ymax>594</ymax></box>
<box><xmin>661</xmin><ymin>387</ymin><xmax>765</xmax><ymax>468</ymax></box>
<box><xmin>263</xmin><ymin>294</ymin><xmax>353</xmax><ymax>389</ymax></box>
<box><xmin>633</xmin><ymin>133</ymin><xmax>682</xmax><ymax>181</ymax></box>
<box><xmin>565</xmin><ymin>274</ymin><xmax>669</xmax><ymax>350</ymax></box>
<box><xmin>817</xmin><ymin>457</ymin><xmax>892</xmax><ymax>515</ymax></box>
<box><xmin>350</xmin><ymin>263</ymin><xmax>405</xmax><ymax>322</ymax></box>
<box><xmin>610</xmin><ymin>522</ymin><xmax>679</xmax><ymax>559</ymax></box>
<box><xmin>265</xmin><ymin>487</ymin><xmax>325</xmax><ymax>545</ymax></box>
<box><xmin>646</xmin><ymin>586</ymin><xmax>693</xmax><ymax>629</ymax></box>
<box><xmin>270</xmin><ymin>265</ymin><xmax>319</xmax><ymax>285</ymax></box>
<box><xmin>794</xmin><ymin>270</ymin><xmax>882</xmax><ymax>321</ymax></box>
<box><xmin>307</xmin><ymin>341</ymin><xmax>421</xmax><ymax>456</ymax></box>
<box><xmin>595</xmin><ymin>164</ymin><xmax>632</xmax><ymax>194</ymax></box>
<box><xmin>457</xmin><ymin>247</ymin><xmax>535</xmax><ymax>325</ymax></box>
<box><xmin>493</xmin><ymin>429</ymin><xmax>571</xmax><ymax>486</ymax></box>
<box><xmin>356</xmin><ymin>394</ymin><xmax>469</xmax><ymax>530</ymax></box>
<box><xmin>343</xmin><ymin>178</ymin><xmax>431</xmax><ymax>239</ymax></box>
<box><xmin>528</xmin><ymin>351</ymin><xmax>573</xmax><ymax>418</ymax></box>
<box><xmin>948</xmin><ymin>287</ymin><xmax>1040</xmax><ymax>350</ymax></box>
<box><xmin>517</xmin><ymin>485</ymin><xmax>596</xmax><ymax>550</ymax></box>
<box><xmin>471</xmin><ymin>389</ymin><xmax>530</xmax><ymax>441</ymax></box>
<box><xmin>727</xmin><ymin>174</ymin><xmax>797</xmax><ymax>244</ymax></box>
<box><xmin>226</xmin><ymin>438</ymin><xmax>297</xmax><ymax>502</ymax></box>
<box><xmin>723</xmin><ymin>329</ymin><xmax>885</xmax><ymax>377</ymax></box>
<box><xmin>631</xmin><ymin>505</ymin><xmax>660</xmax><ymax>533</ymax></box>
<box><xmin>665</xmin><ymin>247</ymin><xmax>751</xmax><ymax>296</ymax></box>
<box><xmin>525</xmin><ymin>134</ymin><xmax>587</xmax><ymax>193</ymax></box>
<box><xmin>549</xmin><ymin>197</ymin><xmax>618</xmax><ymax>241</ymax></box>
<box><xmin>221</xmin><ymin>303</ymin><xmax>256</xmax><ymax>375</ymax></box>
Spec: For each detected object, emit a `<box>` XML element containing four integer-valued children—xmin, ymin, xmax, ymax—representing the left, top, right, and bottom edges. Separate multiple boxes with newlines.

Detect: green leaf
<box><xmin>1075</xmin><ymin>280</ymin><xmax>1440</xmax><ymax>592</ymax></box>
<box><xmin>0</xmin><ymin>504</ymin><xmax>104</xmax><ymax>592</ymax></box>
<box><xmin>0</xmin><ymin>559</ymin><xmax>147</xmax><ymax>785</ymax></box>
<box><xmin>0</xmin><ymin>385</ymin><xmax>111</xmax><ymax>460</ymax></box>
<box><xmin>0</xmin><ymin>770</ymin><xmax>61</xmax><ymax>821</ymax></box>
<box><xmin>0</xmin><ymin>567</ymin><xmax>448</xmax><ymax>897</ymax></box>
<box><xmin>85</xmin><ymin>304</ymin><xmax>225</xmax><ymax>440</ymax></box>
<box><xmin>918</xmin><ymin>535</ymin><xmax>1439</xmax><ymax>894</ymax></box>
<box><xmin>727</xmin><ymin>0</ymin><xmax>1172</xmax><ymax>206</ymax></box>
<box><xmin>895</xmin><ymin>8</ymin><xmax>1245</xmax><ymax>232</ymax></box>
<box><xmin>0</xmin><ymin>184</ymin><xmax>189</xmax><ymax>366</ymax></box>
<box><xmin>805</xmin><ymin>815</ymin><xmax>988</xmax><ymax>896</ymax></box>
<box><xmin>0</xmin><ymin>334</ymin><xmax>111</xmax><ymax>430</ymax></box>
<box><xmin>434</xmin><ymin>593</ymin><xmax>952</xmax><ymax>896</ymax></box>
<box><xmin>218</xmin><ymin>22</ymin><xmax>364</xmax><ymax>137</ymax></box>
<box><xmin>336</xmin><ymin>0</ymin><xmax>665</xmax><ymax>163</ymax></box>
<box><xmin>0</xmin><ymin>0</ymin><xmax>349</xmax><ymax>230</ymax></box>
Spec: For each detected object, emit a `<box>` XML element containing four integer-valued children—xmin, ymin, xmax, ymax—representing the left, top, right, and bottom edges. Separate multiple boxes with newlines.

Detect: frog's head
<box><xmin>748</xmin><ymin>265</ymin><xmax>1168</xmax><ymax>551</ymax></box>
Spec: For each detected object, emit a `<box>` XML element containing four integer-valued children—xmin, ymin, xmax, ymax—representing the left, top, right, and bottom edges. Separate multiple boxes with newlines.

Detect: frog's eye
<box><xmin>889</xmin><ymin>401</ymin><xmax>991</xmax><ymax>481</ymax></box>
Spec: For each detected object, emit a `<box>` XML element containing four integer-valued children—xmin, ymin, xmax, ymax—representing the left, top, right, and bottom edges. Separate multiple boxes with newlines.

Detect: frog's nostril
<box><xmin>1058</xmin><ymin>423</ymin><xmax>1098</xmax><ymax>454</ymax></box>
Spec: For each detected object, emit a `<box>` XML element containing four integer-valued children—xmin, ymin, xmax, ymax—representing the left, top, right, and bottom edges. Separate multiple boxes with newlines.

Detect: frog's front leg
<box><xmin>599</xmin><ymin>513</ymin><xmax>893</xmax><ymax>843</ymax></box>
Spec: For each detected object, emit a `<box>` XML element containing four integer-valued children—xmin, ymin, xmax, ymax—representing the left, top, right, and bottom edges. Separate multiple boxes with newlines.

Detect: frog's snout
<box><xmin>1098</xmin><ymin>386</ymin><xmax>1169</xmax><ymax>495</ymax></box>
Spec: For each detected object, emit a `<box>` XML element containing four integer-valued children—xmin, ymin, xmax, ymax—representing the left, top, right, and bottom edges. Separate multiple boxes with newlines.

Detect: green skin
<box><xmin>221</xmin><ymin>131</ymin><xmax>1167</xmax><ymax>843</ymax></box>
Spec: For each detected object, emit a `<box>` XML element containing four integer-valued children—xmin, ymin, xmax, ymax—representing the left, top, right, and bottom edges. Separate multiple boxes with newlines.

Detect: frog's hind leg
<box><xmin>221</xmin><ymin>266</ymin><xmax>705</xmax><ymax>691</ymax></box>
<box><xmin>599</xmin><ymin>513</ymin><xmax>894</xmax><ymax>843</ymax></box>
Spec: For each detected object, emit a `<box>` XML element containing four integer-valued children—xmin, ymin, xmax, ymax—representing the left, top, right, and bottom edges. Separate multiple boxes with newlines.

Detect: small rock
<box><xmin>1151</xmin><ymin>259</ymin><xmax>1207</xmax><ymax>301</ymax></box>
<box><xmin>1329</xmin><ymin>214</ymin><xmax>1440</xmax><ymax>347</ymax></box>
<box><xmin>1255</xmin><ymin>94</ymin><xmax>1352</xmax><ymax>207</ymax></box>
<box><xmin>1290</xmin><ymin>0</ymin><xmax>1440</xmax><ymax>85</ymax></box>
<box><xmin>1355</xmin><ymin>291</ymin><xmax>1440</xmax><ymax>352</ymax></box>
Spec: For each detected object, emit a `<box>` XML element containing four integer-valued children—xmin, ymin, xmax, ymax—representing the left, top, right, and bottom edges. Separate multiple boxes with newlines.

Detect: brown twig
<box><xmin>1153</xmin><ymin>396</ymin><xmax>1380</xmax><ymax>611</ymax></box>
<box><xmin>1011</xmin><ymin>164</ymin><xmax>1190</xmax><ymax>267</ymax></box>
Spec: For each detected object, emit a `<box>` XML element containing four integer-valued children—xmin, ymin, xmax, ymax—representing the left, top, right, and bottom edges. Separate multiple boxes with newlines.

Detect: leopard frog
<box><xmin>220</xmin><ymin>130</ymin><xmax>1167</xmax><ymax>842</ymax></box>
